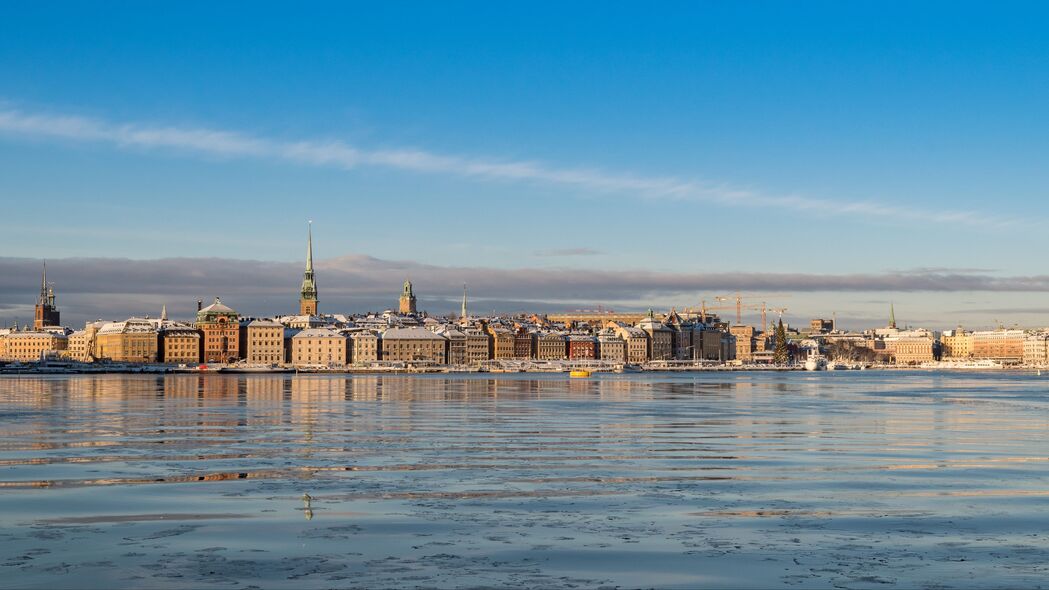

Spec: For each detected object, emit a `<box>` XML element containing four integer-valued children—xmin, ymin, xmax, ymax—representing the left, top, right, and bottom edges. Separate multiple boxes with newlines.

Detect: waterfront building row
<box><xmin>1</xmin><ymin>305</ymin><xmax>738</xmax><ymax>367</ymax></box>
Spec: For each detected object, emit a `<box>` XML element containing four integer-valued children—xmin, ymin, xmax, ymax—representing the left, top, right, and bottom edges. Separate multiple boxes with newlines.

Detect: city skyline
<box><xmin>2</xmin><ymin>241</ymin><xmax>1047</xmax><ymax>332</ymax></box>
<box><xmin>3</xmin><ymin>2</ymin><xmax>1049</xmax><ymax>327</ymax></box>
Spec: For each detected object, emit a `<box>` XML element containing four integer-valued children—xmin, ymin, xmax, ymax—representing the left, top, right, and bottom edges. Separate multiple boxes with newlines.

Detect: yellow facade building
<box><xmin>94</xmin><ymin>319</ymin><xmax>158</xmax><ymax>363</ymax></box>
<box><xmin>941</xmin><ymin>330</ymin><xmax>974</xmax><ymax>359</ymax></box>
<box><xmin>486</xmin><ymin>325</ymin><xmax>516</xmax><ymax>360</ymax></box>
<box><xmin>159</xmin><ymin>326</ymin><xmax>202</xmax><ymax>364</ymax></box>
<box><xmin>243</xmin><ymin>320</ymin><xmax>284</xmax><ymax>364</ymax></box>
<box><xmin>66</xmin><ymin>330</ymin><xmax>91</xmax><ymax>361</ymax></box>
<box><xmin>291</xmin><ymin>328</ymin><xmax>347</xmax><ymax>367</ymax></box>
<box><xmin>894</xmin><ymin>337</ymin><xmax>935</xmax><ymax>365</ymax></box>
<box><xmin>3</xmin><ymin>331</ymin><xmax>68</xmax><ymax>361</ymax></box>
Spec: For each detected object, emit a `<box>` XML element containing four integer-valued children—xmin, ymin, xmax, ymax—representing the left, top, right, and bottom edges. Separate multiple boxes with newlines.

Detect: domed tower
<box><xmin>195</xmin><ymin>297</ymin><xmax>240</xmax><ymax>363</ymax></box>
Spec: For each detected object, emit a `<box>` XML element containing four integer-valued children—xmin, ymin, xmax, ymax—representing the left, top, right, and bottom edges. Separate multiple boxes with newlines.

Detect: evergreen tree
<box><xmin>773</xmin><ymin>318</ymin><xmax>789</xmax><ymax>364</ymax></box>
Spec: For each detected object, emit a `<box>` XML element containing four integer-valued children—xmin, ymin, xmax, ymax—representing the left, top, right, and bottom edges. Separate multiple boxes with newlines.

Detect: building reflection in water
<box><xmin>1</xmin><ymin>373</ymin><xmax>1025</xmax><ymax>470</ymax></box>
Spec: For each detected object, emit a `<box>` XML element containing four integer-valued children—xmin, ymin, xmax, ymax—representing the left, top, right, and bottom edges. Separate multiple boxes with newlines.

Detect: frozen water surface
<box><xmin>0</xmin><ymin>372</ymin><xmax>1047</xmax><ymax>588</ymax></box>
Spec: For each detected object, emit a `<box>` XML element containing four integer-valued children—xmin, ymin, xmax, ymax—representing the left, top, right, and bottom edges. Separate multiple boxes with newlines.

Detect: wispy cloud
<box><xmin>891</xmin><ymin>266</ymin><xmax>1001</xmax><ymax>275</ymax></box>
<box><xmin>0</xmin><ymin>106</ymin><xmax>1026</xmax><ymax>229</ymax></box>
<box><xmin>533</xmin><ymin>248</ymin><xmax>604</xmax><ymax>257</ymax></box>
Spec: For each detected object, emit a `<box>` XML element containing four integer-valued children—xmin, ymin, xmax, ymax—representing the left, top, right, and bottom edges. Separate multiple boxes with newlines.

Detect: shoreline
<box><xmin>0</xmin><ymin>363</ymin><xmax>1039</xmax><ymax>376</ymax></box>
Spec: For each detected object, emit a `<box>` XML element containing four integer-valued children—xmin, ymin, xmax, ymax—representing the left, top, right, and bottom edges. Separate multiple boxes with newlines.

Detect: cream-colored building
<box><xmin>464</xmin><ymin>329</ymin><xmax>490</xmax><ymax>364</ymax></box>
<box><xmin>941</xmin><ymin>329</ymin><xmax>974</xmax><ymax>359</ymax></box>
<box><xmin>596</xmin><ymin>332</ymin><xmax>626</xmax><ymax>362</ymax></box>
<box><xmin>534</xmin><ymin>332</ymin><xmax>566</xmax><ymax>360</ymax></box>
<box><xmin>3</xmin><ymin>331</ymin><xmax>68</xmax><ymax>361</ymax></box>
<box><xmin>159</xmin><ymin>326</ymin><xmax>202</xmax><ymax>364</ymax></box>
<box><xmin>243</xmin><ymin>320</ymin><xmax>284</xmax><ymax>364</ymax></box>
<box><xmin>291</xmin><ymin>328</ymin><xmax>347</xmax><ymax>367</ymax></box>
<box><xmin>95</xmin><ymin>318</ymin><xmax>158</xmax><ymax>363</ymax></box>
<box><xmin>381</xmin><ymin>327</ymin><xmax>446</xmax><ymax>363</ymax></box>
<box><xmin>609</xmin><ymin>323</ymin><xmax>649</xmax><ymax>364</ymax></box>
<box><xmin>894</xmin><ymin>337</ymin><xmax>935</xmax><ymax>365</ymax></box>
<box><xmin>348</xmin><ymin>330</ymin><xmax>379</xmax><ymax>364</ymax></box>
<box><xmin>638</xmin><ymin>312</ymin><xmax>672</xmax><ymax>361</ymax></box>
<box><xmin>66</xmin><ymin>330</ymin><xmax>91</xmax><ymax>362</ymax></box>
<box><xmin>1023</xmin><ymin>333</ymin><xmax>1049</xmax><ymax>366</ymax></box>
<box><xmin>730</xmin><ymin>325</ymin><xmax>756</xmax><ymax>362</ymax></box>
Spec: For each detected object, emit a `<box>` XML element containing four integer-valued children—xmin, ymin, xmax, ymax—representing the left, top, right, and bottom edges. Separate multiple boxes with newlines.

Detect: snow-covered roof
<box><xmin>382</xmin><ymin>326</ymin><xmax>447</xmax><ymax>340</ymax></box>
<box><xmin>200</xmin><ymin>298</ymin><xmax>236</xmax><ymax>314</ymax></box>
<box><xmin>7</xmin><ymin>331</ymin><xmax>67</xmax><ymax>339</ymax></box>
<box><xmin>293</xmin><ymin>328</ymin><xmax>345</xmax><ymax>339</ymax></box>
<box><xmin>98</xmin><ymin>318</ymin><xmax>157</xmax><ymax>335</ymax></box>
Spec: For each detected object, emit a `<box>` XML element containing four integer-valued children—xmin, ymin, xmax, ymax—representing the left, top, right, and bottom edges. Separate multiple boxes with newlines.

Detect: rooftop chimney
<box><xmin>197</xmin><ymin>299</ymin><xmax>203</xmax><ymax>312</ymax></box>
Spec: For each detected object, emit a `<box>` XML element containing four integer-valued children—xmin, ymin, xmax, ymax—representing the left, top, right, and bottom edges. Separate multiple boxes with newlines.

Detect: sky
<box><xmin>2</xmin><ymin>1</ymin><xmax>1049</xmax><ymax>329</ymax></box>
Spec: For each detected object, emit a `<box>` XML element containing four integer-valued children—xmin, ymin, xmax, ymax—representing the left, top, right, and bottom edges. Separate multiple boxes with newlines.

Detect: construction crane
<box><xmin>685</xmin><ymin>299</ymin><xmax>737</xmax><ymax>324</ymax></box>
<box><xmin>686</xmin><ymin>293</ymin><xmax>790</xmax><ymax>331</ymax></box>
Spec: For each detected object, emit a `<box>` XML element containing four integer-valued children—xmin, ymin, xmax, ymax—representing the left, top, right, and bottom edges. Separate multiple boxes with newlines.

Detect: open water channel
<box><xmin>0</xmin><ymin>371</ymin><xmax>1047</xmax><ymax>588</ymax></box>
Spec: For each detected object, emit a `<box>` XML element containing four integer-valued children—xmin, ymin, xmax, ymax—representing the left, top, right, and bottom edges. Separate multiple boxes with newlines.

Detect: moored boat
<box><xmin>804</xmin><ymin>353</ymin><xmax>827</xmax><ymax>371</ymax></box>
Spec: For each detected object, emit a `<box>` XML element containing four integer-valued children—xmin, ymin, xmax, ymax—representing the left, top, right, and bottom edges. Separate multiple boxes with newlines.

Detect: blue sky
<box><xmin>2</xmin><ymin>2</ymin><xmax>1049</xmax><ymax>328</ymax></box>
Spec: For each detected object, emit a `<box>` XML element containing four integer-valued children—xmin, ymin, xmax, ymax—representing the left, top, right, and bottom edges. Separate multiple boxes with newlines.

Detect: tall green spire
<box><xmin>300</xmin><ymin>221</ymin><xmax>318</xmax><ymax>308</ymax></box>
<box><xmin>889</xmin><ymin>302</ymin><xmax>896</xmax><ymax>329</ymax></box>
<box><xmin>305</xmin><ymin>221</ymin><xmax>314</xmax><ymax>273</ymax></box>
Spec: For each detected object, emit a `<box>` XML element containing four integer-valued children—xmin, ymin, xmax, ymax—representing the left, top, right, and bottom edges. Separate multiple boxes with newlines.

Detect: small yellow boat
<box><xmin>569</xmin><ymin>369</ymin><xmax>591</xmax><ymax>378</ymax></box>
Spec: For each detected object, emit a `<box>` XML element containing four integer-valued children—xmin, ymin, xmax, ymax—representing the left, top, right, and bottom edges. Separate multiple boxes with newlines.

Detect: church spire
<box><xmin>889</xmin><ymin>302</ymin><xmax>896</xmax><ymax>329</ymax></box>
<box><xmin>299</xmin><ymin>221</ymin><xmax>318</xmax><ymax>315</ymax></box>
<box><xmin>305</xmin><ymin>220</ymin><xmax>314</xmax><ymax>273</ymax></box>
<box><xmin>34</xmin><ymin>261</ymin><xmax>60</xmax><ymax>330</ymax></box>
<box><xmin>461</xmin><ymin>284</ymin><xmax>468</xmax><ymax>321</ymax></box>
<box><xmin>161</xmin><ymin>304</ymin><xmax>168</xmax><ymax>322</ymax></box>
<box><xmin>39</xmin><ymin>261</ymin><xmax>48</xmax><ymax>305</ymax></box>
